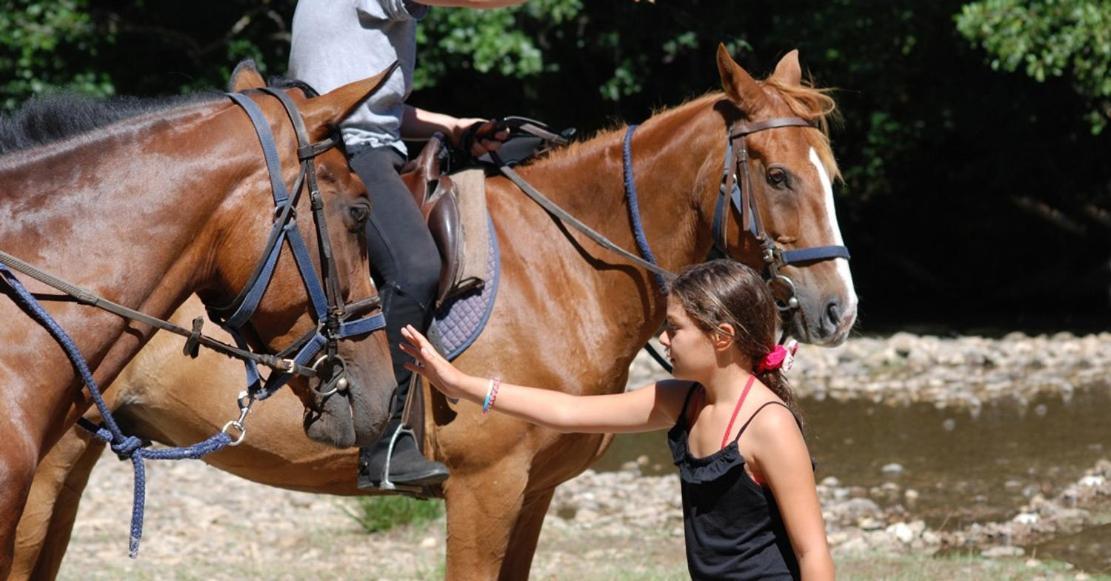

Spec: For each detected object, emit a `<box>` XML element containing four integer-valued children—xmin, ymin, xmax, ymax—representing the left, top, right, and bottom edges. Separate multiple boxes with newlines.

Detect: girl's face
<box><xmin>659</xmin><ymin>297</ymin><xmax>720</xmax><ymax>380</ymax></box>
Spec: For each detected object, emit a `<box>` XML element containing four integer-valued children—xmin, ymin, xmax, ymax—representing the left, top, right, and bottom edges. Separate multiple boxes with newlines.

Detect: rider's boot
<box><xmin>357</xmin><ymin>377</ymin><xmax>449</xmax><ymax>489</ymax></box>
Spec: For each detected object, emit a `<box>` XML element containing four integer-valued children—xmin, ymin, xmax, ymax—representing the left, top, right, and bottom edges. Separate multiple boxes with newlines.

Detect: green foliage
<box><xmin>0</xmin><ymin>0</ymin><xmax>296</xmax><ymax>110</ymax></box>
<box><xmin>342</xmin><ymin>495</ymin><xmax>444</xmax><ymax>534</ymax></box>
<box><xmin>956</xmin><ymin>0</ymin><xmax>1111</xmax><ymax>133</ymax></box>
<box><xmin>415</xmin><ymin>0</ymin><xmax>585</xmax><ymax>89</ymax></box>
<box><xmin>0</xmin><ymin>0</ymin><xmax>114</xmax><ymax>109</ymax></box>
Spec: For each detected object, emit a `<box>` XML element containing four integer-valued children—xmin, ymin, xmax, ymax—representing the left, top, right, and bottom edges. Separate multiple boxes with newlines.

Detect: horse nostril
<box><xmin>826</xmin><ymin>301</ymin><xmax>842</xmax><ymax>327</ymax></box>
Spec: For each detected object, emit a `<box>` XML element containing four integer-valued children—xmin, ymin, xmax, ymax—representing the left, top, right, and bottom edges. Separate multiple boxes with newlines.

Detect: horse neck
<box><xmin>0</xmin><ymin>103</ymin><xmax>258</xmax><ymax>449</ymax></box>
<box><xmin>507</xmin><ymin>98</ymin><xmax>727</xmax><ymax>388</ymax></box>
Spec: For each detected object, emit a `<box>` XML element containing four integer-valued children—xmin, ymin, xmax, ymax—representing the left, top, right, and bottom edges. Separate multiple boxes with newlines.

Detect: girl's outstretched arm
<box><xmin>747</xmin><ymin>407</ymin><xmax>835</xmax><ymax>581</ymax></box>
<box><xmin>400</xmin><ymin>325</ymin><xmax>689</xmax><ymax>433</ymax></box>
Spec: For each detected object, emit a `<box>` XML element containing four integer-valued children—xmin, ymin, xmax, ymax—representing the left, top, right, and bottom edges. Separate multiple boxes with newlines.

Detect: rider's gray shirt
<box><xmin>288</xmin><ymin>0</ymin><xmax>427</xmax><ymax>157</ymax></box>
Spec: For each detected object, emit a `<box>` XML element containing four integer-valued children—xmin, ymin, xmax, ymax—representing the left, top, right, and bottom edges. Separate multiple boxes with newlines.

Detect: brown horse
<box><xmin>14</xmin><ymin>47</ymin><xmax>857</xmax><ymax>579</ymax></box>
<box><xmin>0</xmin><ymin>66</ymin><xmax>402</xmax><ymax>574</ymax></box>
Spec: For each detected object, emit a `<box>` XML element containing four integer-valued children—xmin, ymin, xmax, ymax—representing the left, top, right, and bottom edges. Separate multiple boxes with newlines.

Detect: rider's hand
<box><xmin>453</xmin><ymin>118</ymin><xmax>509</xmax><ymax>158</ymax></box>
<box><xmin>400</xmin><ymin>325</ymin><xmax>471</xmax><ymax>400</ymax></box>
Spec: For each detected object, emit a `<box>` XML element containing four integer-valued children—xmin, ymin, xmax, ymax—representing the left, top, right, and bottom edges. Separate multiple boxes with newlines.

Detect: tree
<box><xmin>956</xmin><ymin>0</ymin><xmax>1111</xmax><ymax>133</ymax></box>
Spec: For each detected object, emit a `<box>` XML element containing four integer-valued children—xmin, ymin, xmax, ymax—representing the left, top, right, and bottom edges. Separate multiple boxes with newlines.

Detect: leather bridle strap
<box><xmin>205</xmin><ymin>89</ymin><xmax>386</xmax><ymax>399</ymax></box>
<box><xmin>712</xmin><ymin>117</ymin><xmax>851</xmax><ymax>270</ymax></box>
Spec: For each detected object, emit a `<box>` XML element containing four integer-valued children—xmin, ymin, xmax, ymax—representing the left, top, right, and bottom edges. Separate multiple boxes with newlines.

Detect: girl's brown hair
<box><xmin>667</xmin><ymin>259</ymin><xmax>802</xmax><ymax>427</ymax></box>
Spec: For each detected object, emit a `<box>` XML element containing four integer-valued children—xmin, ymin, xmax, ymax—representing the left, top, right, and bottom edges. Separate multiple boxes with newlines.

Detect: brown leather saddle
<box><xmin>399</xmin><ymin>134</ymin><xmax>487</xmax><ymax>308</ymax></box>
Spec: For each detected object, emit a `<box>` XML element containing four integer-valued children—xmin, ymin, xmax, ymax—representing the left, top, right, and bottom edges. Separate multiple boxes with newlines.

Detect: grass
<box><xmin>341</xmin><ymin>495</ymin><xmax>445</xmax><ymax>534</ymax></box>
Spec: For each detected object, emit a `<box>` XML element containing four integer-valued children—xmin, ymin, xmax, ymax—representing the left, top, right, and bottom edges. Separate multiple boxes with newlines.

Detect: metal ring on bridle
<box><xmin>310</xmin><ymin>353</ymin><xmax>349</xmax><ymax>397</ymax></box>
<box><xmin>769</xmin><ymin>274</ymin><xmax>800</xmax><ymax>312</ymax></box>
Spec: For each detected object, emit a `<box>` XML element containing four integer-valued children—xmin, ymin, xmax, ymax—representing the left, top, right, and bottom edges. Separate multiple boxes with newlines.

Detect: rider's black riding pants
<box><xmin>348</xmin><ymin>146</ymin><xmax>442</xmax><ymax>418</ymax></box>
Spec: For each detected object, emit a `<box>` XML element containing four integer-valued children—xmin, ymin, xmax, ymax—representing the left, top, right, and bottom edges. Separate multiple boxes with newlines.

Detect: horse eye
<box><xmin>766</xmin><ymin>167</ymin><xmax>789</xmax><ymax>188</ymax></box>
<box><xmin>348</xmin><ymin>204</ymin><xmax>370</xmax><ymax>226</ymax></box>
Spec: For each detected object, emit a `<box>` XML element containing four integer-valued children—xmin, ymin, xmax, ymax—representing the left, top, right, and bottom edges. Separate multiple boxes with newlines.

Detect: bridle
<box><xmin>710</xmin><ymin>116</ymin><xmax>851</xmax><ymax>313</ymax></box>
<box><xmin>208</xmin><ymin>87</ymin><xmax>387</xmax><ymax>400</ymax></box>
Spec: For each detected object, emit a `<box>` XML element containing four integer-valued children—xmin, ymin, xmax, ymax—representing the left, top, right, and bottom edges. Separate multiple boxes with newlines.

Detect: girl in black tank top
<box><xmin>401</xmin><ymin>260</ymin><xmax>836</xmax><ymax>580</ymax></box>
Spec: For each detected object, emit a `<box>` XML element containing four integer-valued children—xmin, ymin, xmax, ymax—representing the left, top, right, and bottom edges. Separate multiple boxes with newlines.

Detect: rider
<box><xmin>289</xmin><ymin>0</ymin><xmax>518</xmax><ymax>489</ymax></box>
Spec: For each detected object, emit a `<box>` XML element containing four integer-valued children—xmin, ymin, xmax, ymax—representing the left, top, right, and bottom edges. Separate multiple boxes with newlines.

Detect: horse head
<box><xmin>198</xmin><ymin>63</ymin><xmax>395</xmax><ymax>448</ymax></box>
<box><xmin>711</xmin><ymin>46</ymin><xmax>858</xmax><ymax>345</ymax></box>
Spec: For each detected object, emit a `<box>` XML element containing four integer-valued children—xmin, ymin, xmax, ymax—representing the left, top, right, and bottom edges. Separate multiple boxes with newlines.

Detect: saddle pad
<box><xmin>428</xmin><ymin>216</ymin><xmax>500</xmax><ymax>361</ymax></box>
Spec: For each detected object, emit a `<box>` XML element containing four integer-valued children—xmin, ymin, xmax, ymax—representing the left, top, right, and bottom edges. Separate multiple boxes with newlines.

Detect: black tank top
<box><xmin>667</xmin><ymin>382</ymin><xmax>801</xmax><ymax>580</ymax></box>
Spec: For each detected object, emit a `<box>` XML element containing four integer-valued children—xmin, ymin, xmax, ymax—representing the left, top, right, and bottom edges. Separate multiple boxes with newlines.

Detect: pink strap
<box><xmin>721</xmin><ymin>375</ymin><xmax>756</xmax><ymax>449</ymax></box>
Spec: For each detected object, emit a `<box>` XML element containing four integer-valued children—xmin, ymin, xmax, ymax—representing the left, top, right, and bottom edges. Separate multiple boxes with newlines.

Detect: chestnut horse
<box><xmin>0</xmin><ymin>67</ymin><xmax>402</xmax><ymax>574</ymax></box>
<box><xmin>14</xmin><ymin>47</ymin><xmax>857</xmax><ymax>579</ymax></box>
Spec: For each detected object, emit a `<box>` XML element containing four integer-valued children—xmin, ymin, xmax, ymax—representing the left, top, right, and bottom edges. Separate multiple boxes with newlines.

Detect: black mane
<box><xmin>0</xmin><ymin>92</ymin><xmax>220</xmax><ymax>156</ymax></box>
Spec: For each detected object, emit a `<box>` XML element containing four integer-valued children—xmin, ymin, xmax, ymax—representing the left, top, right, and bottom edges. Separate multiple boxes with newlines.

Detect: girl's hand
<box><xmin>399</xmin><ymin>325</ymin><xmax>470</xmax><ymax>400</ymax></box>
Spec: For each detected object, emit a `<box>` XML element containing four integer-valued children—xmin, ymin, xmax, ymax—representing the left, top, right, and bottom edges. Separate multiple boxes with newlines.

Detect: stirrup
<box><xmin>379</xmin><ymin>422</ymin><xmax>417</xmax><ymax>491</ymax></box>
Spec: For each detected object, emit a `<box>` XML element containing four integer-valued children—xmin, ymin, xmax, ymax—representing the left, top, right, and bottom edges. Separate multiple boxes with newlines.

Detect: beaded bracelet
<box><xmin>482</xmin><ymin>377</ymin><xmax>502</xmax><ymax>414</ymax></box>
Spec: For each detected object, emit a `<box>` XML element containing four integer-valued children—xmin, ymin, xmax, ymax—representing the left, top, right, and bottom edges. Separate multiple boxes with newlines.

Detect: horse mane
<box><xmin>531</xmin><ymin>81</ymin><xmax>841</xmax><ymax>182</ymax></box>
<box><xmin>0</xmin><ymin>92</ymin><xmax>220</xmax><ymax>157</ymax></box>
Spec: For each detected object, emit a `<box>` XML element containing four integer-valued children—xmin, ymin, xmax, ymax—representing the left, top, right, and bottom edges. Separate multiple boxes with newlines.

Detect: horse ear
<box><xmin>716</xmin><ymin>44</ymin><xmax>765</xmax><ymax>114</ymax></box>
<box><xmin>299</xmin><ymin>61</ymin><xmax>399</xmax><ymax>141</ymax></box>
<box><xmin>770</xmin><ymin>50</ymin><xmax>802</xmax><ymax>87</ymax></box>
<box><xmin>228</xmin><ymin>59</ymin><xmax>266</xmax><ymax>92</ymax></box>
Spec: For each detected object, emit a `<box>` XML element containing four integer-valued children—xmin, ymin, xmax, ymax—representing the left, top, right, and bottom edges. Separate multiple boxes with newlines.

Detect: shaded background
<box><xmin>3</xmin><ymin>0</ymin><xmax>1108</xmax><ymax>333</ymax></box>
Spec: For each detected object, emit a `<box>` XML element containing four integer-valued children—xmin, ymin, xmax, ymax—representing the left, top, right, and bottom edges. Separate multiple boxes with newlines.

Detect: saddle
<box><xmin>400</xmin><ymin>134</ymin><xmax>489</xmax><ymax>308</ymax></box>
<box><xmin>398</xmin><ymin>119</ymin><xmax>575</xmax><ymax>306</ymax></box>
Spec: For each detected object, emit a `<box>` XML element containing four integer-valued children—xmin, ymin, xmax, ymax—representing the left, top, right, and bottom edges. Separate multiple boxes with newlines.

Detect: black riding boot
<box><xmin>357</xmin><ymin>426</ymin><xmax>449</xmax><ymax>489</ymax></box>
<box><xmin>351</xmin><ymin>146</ymin><xmax>448</xmax><ymax>490</ymax></box>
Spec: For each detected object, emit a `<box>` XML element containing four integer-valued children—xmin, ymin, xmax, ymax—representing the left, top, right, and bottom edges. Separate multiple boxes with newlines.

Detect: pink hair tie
<box><xmin>756</xmin><ymin>339</ymin><xmax>799</xmax><ymax>373</ymax></box>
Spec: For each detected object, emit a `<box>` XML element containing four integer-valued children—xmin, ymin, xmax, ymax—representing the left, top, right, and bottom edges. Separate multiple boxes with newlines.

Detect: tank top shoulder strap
<box><xmin>733</xmin><ymin>401</ymin><xmax>793</xmax><ymax>443</ymax></box>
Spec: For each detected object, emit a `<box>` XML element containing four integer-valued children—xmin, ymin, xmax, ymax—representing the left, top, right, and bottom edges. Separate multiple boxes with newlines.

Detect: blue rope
<box><xmin>1</xmin><ymin>264</ymin><xmax>234</xmax><ymax>558</ymax></box>
<box><xmin>622</xmin><ymin>125</ymin><xmax>668</xmax><ymax>291</ymax></box>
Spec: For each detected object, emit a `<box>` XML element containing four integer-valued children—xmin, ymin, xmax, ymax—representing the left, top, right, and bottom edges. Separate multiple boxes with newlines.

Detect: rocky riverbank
<box><xmin>630</xmin><ymin>332</ymin><xmax>1111</xmax><ymax>410</ymax></box>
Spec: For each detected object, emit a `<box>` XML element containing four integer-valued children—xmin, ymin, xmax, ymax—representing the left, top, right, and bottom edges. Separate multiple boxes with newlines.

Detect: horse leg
<box><xmin>10</xmin><ymin>428</ymin><xmax>104</xmax><ymax>581</ymax></box>
<box><xmin>442</xmin><ymin>461</ymin><xmax>531</xmax><ymax>581</ymax></box>
<box><xmin>498</xmin><ymin>488</ymin><xmax>556</xmax><ymax>580</ymax></box>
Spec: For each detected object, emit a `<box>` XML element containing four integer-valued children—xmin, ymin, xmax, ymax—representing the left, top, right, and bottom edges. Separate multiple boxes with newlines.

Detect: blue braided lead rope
<box><xmin>1</xmin><ymin>263</ymin><xmax>233</xmax><ymax>558</ymax></box>
<box><xmin>622</xmin><ymin>125</ymin><xmax>668</xmax><ymax>291</ymax></box>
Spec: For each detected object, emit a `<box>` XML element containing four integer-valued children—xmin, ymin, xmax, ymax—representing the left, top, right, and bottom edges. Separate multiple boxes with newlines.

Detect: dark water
<box><xmin>596</xmin><ymin>384</ymin><xmax>1111</xmax><ymax>564</ymax></box>
<box><xmin>1034</xmin><ymin>522</ymin><xmax>1111</xmax><ymax>575</ymax></box>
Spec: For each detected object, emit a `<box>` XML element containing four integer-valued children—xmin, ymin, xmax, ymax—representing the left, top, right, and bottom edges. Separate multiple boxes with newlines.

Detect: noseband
<box><xmin>208</xmin><ymin>89</ymin><xmax>386</xmax><ymax>399</ymax></box>
<box><xmin>709</xmin><ymin>117</ymin><xmax>851</xmax><ymax>311</ymax></box>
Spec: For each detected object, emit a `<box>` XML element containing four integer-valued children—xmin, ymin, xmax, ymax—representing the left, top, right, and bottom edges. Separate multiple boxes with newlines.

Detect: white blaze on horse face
<box><xmin>808</xmin><ymin>147</ymin><xmax>858</xmax><ymax>313</ymax></box>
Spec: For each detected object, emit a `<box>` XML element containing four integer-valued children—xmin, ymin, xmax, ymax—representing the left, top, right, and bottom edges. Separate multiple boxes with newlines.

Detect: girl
<box><xmin>400</xmin><ymin>260</ymin><xmax>834</xmax><ymax>580</ymax></box>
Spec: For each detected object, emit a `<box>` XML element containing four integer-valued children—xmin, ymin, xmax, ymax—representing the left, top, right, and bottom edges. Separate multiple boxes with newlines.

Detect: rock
<box><xmin>881</xmin><ymin>463</ymin><xmax>904</xmax><ymax>476</ymax></box>
<box><xmin>981</xmin><ymin>546</ymin><xmax>1024</xmax><ymax>558</ymax></box>
<box><xmin>420</xmin><ymin>536</ymin><xmax>437</xmax><ymax>548</ymax></box>
<box><xmin>1078</xmin><ymin>474</ymin><xmax>1105</xmax><ymax>488</ymax></box>
<box><xmin>858</xmin><ymin>517</ymin><xmax>884</xmax><ymax>531</ymax></box>
<box><xmin>887</xmin><ymin>522</ymin><xmax>915</xmax><ymax>543</ymax></box>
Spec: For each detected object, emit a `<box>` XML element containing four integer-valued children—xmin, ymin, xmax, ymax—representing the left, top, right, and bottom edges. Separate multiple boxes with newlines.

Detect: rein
<box><xmin>0</xmin><ymin>86</ymin><xmax>386</xmax><ymax>557</ymax></box>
